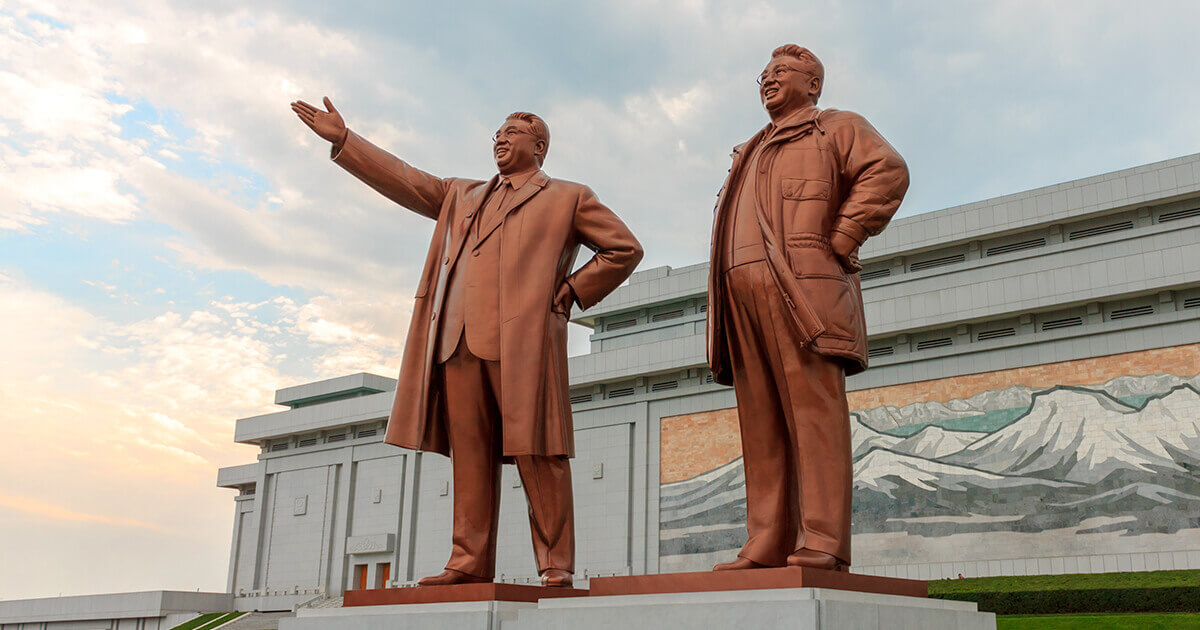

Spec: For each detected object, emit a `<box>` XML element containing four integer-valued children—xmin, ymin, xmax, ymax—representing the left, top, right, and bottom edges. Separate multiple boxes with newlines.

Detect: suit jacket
<box><xmin>707</xmin><ymin>107</ymin><xmax>909</xmax><ymax>383</ymax></box>
<box><xmin>333</xmin><ymin>131</ymin><xmax>643</xmax><ymax>457</ymax></box>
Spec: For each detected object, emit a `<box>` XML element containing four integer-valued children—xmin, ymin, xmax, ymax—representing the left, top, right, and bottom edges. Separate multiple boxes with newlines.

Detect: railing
<box><xmin>236</xmin><ymin>586</ymin><xmax>325</xmax><ymax>599</ymax></box>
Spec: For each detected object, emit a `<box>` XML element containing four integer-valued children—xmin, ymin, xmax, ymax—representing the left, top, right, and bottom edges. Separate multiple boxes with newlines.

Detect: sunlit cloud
<box><xmin>0</xmin><ymin>493</ymin><xmax>166</xmax><ymax>531</ymax></box>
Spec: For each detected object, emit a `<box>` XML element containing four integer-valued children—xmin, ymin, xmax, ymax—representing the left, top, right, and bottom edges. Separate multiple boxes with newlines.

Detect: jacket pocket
<box><xmin>782</xmin><ymin>177</ymin><xmax>831</xmax><ymax>201</ymax></box>
<box><xmin>787</xmin><ymin>240</ymin><xmax>845</xmax><ymax>279</ymax></box>
<box><xmin>795</xmin><ymin>275</ymin><xmax>858</xmax><ymax>341</ymax></box>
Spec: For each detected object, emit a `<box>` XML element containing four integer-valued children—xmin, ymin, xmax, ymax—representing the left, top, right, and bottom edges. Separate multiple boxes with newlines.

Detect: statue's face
<box><xmin>493</xmin><ymin>118</ymin><xmax>543</xmax><ymax>174</ymax></box>
<box><xmin>759</xmin><ymin>57</ymin><xmax>817</xmax><ymax>114</ymax></box>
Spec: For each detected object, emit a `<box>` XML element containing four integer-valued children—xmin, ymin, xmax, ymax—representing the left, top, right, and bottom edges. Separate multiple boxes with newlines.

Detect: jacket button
<box><xmin>431</xmin><ymin>312</ymin><xmax>437</xmax><ymax>321</ymax></box>
<box><xmin>443</xmin><ymin>257</ymin><xmax>449</xmax><ymax>265</ymax></box>
<box><xmin>473</xmin><ymin>250</ymin><xmax>480</xmax><ymax>257</ymax></box>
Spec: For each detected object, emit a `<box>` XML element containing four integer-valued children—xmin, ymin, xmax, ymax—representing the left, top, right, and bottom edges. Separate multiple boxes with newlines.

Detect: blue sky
<box><xmin>1</xmin><ymin>0</ymin><xmax>1199</xmax><ymax>600</ymax></box>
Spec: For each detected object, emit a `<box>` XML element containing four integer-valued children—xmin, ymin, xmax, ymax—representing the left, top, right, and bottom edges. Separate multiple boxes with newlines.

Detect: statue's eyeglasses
<box><xmin>493</xmin><ymin>128</ymin><xmax>537</xmax><ymax>143</ymax></box>
<box><xmin>757</xmin><ymin>65</ymin><xmax>809</xmax><ymax>86</ymax></box>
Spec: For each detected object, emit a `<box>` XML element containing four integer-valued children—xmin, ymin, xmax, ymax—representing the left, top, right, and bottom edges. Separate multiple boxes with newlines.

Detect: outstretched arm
<box><xmin>290</xmin><ymin>97</ymin><xmax>449</xmax><ymax>220</ymax></box>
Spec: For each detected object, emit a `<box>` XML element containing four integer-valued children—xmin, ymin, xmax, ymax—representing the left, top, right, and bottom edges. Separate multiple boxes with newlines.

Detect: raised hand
<box><xmin>290</xmin><ymin>96</ymin><xmax>347</xmax><ymax>144</ymax></box>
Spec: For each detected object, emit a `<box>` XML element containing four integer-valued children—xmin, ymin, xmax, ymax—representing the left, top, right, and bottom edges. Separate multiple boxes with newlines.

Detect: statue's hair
<box><xmin>506</xmin><ymin>112</ymin><xmax>550</xmax><ymax>165</ymax></box>
<box><xmin>770</xmin><ymin>44</ymin><xmax>824</xmax><ymax>104</ymax></box>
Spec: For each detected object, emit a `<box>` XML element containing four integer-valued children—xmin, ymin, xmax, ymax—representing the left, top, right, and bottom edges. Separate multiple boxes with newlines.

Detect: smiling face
<box><xmin>493</xmin><ymin>118</ymin><xmax>545</xmax><ymax>175</ymax></box>
<box><xmin>759</xmin><ymin>56</ymin><xmax>821</xmax><ymax>119</ymax></box>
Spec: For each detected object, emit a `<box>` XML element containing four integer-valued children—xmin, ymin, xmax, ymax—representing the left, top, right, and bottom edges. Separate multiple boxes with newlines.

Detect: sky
<box><xmin>1</xmin><ymin>0</ymin><xmax>1199</xmax><ymax>601</ymax></box>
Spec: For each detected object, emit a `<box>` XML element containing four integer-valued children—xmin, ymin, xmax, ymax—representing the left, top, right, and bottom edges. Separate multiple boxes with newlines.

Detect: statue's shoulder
<box><xmin>544</xmin><ymin>175</ymin><xmax>589</xmax><ymax>194</ymax></box>
<box><xmin>449</xmin><ymin>177</ymin><xmax>489</xmax><ymax>190</ymax></box>
<box><xmin>817</xmin><ymin>108</ymin><xmax>867</xmax><ymax>127</ymax></box>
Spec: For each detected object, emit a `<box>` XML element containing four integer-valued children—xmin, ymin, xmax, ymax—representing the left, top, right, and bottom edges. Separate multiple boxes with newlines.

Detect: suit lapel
<box><xmin>474</xmin><ymin>170</ymin><xmax>549</xmax><ymax>248</ymax></box>
<box><xmin>445</xmin><ymin>175</ymin><xmax>498</xmax><ymax>271</ymax></box>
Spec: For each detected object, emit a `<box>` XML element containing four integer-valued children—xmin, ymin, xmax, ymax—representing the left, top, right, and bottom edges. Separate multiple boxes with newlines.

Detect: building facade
<box><xmin>218</xmin><ymin>153</ymin><xmax>1200</xmax><ymax>608</ymax></box>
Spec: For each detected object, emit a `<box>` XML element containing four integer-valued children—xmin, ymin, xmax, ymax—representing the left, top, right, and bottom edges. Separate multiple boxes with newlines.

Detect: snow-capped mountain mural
<box><xmin>659</xmin><ymin>370</ymin><xmax>1200</xmax><ymax>569</ymax></box>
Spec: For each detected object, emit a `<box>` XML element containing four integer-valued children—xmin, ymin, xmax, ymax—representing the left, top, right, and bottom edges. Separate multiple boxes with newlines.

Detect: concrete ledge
<box><xmin>520</xmin><ymin>587</ymin><xmax>993</xmax><ymax>630</ymax></box>
<box><xmin>285</xmin><ymin>600</ymin><xmax>534</xmax><ymax>630</ymax></box>
<box><xmin>0</xmin><ymin>591</ymin><xmax>233</xmax><ymax>624</ymax></box>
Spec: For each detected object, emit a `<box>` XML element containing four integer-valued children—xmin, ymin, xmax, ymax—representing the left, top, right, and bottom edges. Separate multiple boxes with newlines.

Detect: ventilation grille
<box><xmin>606</xmin><ymin>318</ymin><xmax>637</xmax><ymax>331</ymax></box>
<box><xmin>326</xmin><ymin>433</ymin><xmax>346</xmax><ymax>443</ymax></box>
<box><xmin>698</xmin><ymin>303</ymin><xmax>708</xmax><ymax>313</ymax></box>
<box><xmin>298</xmin><ymin>438</ymin><xmax>317</xmax><ymax>448</ymax></box>
<box><xmin>569</xmin><ymin>394</ymin><xmax>593</xmax><ymax>405</ymax></box>
<box><xmin>1159</xmin><ymin>207</ymin><xmax>1200</xmax><ymax>223</ymax></box>
<box><xmin>1042</xmin><ymin>316</ymin><xmax>1083</xmax><ymax>331</ymax></box>
<box><xmin>1184</xmin><ymin>297</ymin><xmax>1200</xmax><ymax>310</ymax></box>
<box><xmin>651</xmin><ymin>310</ymin><xmax>684</xmax><ymax>322</ymax></box>
<box><xmin>1110</xmin><ymin>305</ymin><xmax>1154</xmax><ymax>320</ymax></box>
<box><xmin>860</xmin><ymin>268</ymin><xmax>892</xmax><ymax>281</ymax></box>
<box><xmin>607</xmin><ymin>387</ymin><xmax>635</xmax><ymax>399</ymax></box>
<box><xmin>704</xmin><ymin>373</ymin><xmax>715</xmax><ymax>384</ymax></box>
<box><xmin>976</xmin><ymin>327</ymin><xmax>1016</xmax><ymax>341</ymax></box>
<box><xmin>356</xmin><ymin>429</ymin><xmax>377</xmax><ymax>439</ymax></box>
<box><xmin>270</xmin><ymin>443</ymin><xmax>289</xmax><ymax>452</ymax></box>
<box><xmin>1068</xmin><ymin>220</ymin><xmax>1133</xmax><ymax>241</ymax></box>
<box><xmin>986</xmin><ymin>238</ymin><xmax>1046</xmax><ymax>257</ymax></box>
<box><xmin>910</xmin><ymin>254</ymin><xmax>966</xmax><ymax>272</ymax></box>
<box><xmin>650</xmin><ymin>380</ymin><xmax>679</xmax><ymax>392</ymax></box>
<box><xmin>867</xmin><ymin>346</ymin><xmax>895</xmax><ymax>358</ymax></box>
<box><xmin>915</xmin><ymin>337</ymin><xmax>953</xmax><ymax>351</ymax></box>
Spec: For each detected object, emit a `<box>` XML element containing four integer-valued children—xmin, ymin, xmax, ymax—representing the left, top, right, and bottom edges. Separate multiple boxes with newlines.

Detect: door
<box><xmin>354</xmin><ymin>564</ymin><xmax>367</xmax><ymax>590</ymax></box>
<box><xmin>375</xmin><ymin>562</ymin><xmax>391</xmax><ymax>589</ymax></box>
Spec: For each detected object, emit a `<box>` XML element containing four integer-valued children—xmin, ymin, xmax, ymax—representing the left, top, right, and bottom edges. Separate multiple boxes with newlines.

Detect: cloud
<box><xmin>0</xmin><ymin>493</ymin><xmax>165</xmax><ymax>531</ymax></box>
<box><xmin>0</xmin><ymin>272</ymin><xmax>403</xmax><ymax>597</ymax></box>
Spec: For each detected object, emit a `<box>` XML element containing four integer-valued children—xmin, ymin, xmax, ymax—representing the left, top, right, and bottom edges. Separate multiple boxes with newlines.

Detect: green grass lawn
<box><xmin>929</xmin><ymin>569</ymin><xmax>1200</xmax><ymax>596</ymax></box>
<box><xmin>169</xmin><ymin>613</ymin><xmax>223</xmax><ymax>630</ymax></box>
<box><xmin>929</xmin><ymin>570</ymin><xmax>1200</xmax><ymax>616</ymax></box>
<box><xmin>193</xmin><ymin>611</ymin><xmax>246</xmax><ymax>629</ymax></box>
<box><xmin>168</xmin><ymin>611</ymin><xmax>246</xmax><ymax>630</ymax></box>
<box><xmin>998</xmin><ymin>612</ymin><xmax>1200</xmax><ymax>629</ymax></box>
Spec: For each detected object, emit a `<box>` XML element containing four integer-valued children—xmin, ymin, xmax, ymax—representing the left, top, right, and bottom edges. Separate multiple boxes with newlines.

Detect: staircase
<box><xmin>306</xmin><ymin>596</ymin><xmax>343</xmax><ymax>609</ymax></box>
<box><xmin>212</xmin><ymin>612</ymin><xmax>294</xmax><ymax>630</ymax></box>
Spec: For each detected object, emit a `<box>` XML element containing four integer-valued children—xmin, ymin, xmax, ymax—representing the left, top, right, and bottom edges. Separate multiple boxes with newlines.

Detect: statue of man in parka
<box><xmin>707</xmin><ymin>45</ymin><xmax>909</xmax><ymax>572</ymax></box>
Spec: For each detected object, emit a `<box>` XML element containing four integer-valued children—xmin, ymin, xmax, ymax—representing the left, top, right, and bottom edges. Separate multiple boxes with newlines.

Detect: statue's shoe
<box><xmin>417</xmin><ymin>569</ymin><xmax>492</xmax><ymax>586</ymax></box>
<box><xmin>786</xmin><ymin>549</ymin><xmax>849</xmax><ymax>572</ymax></box>
<box><xmin>540</xmin><ymin>568</ymin><xmax>574</xmax><ymax>588</ymax></box>
<box><xmin>712</xmin><ymin>556</ymin><xmax>771</xmax><ymax>571</ymax></box>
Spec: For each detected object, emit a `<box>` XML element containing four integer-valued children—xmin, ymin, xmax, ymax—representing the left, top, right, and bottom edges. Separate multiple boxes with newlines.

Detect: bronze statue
<box><xmin>706</xmin><ymin>45</ymin><xmax>909</xmax><ymax>572</ymax></box>
<box><xmin>291</xmin><ymin>98</ymin><xmax>643</xmax><ymax>588</ymax></box>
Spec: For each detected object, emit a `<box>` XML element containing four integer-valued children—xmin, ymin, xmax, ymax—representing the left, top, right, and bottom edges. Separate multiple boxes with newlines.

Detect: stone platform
<box><xmin>517</xmin><ymin>586</ymin><xmax>995</xmax><ymax>630</ymax></box>
<box><xmin>589</xmin><ymin>566</ymin><xmax>927</xmax><ymax>598</ymax></box>
<box><xmin>283</xmin><ymin>584</ymin><xmax>587</xmax><ymax>630</ymax></box>
<box><xmin>282</xmin><ymin>570</ymin><xmax>995</xmax><ymax>630</ymax></box>
<box><xmin>343</xmin><ymin>583</ymin><xmax>588</xmax><ymax>606</ymax></box>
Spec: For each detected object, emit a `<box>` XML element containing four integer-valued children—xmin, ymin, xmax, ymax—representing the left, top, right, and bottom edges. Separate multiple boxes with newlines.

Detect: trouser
<box><xmin>439</xmin><ymin>341</ymin><xmax>575</xmax><ymax>578</ymax></box>
<box><xmin>721</xmin><ymin>261</ymin><xmax>852</xmax><ymax>565</ymax></box>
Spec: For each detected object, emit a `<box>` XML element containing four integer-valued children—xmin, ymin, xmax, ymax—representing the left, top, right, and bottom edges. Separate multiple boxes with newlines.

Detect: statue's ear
<box><xmin>535</xmin><ymin>140</ymin><xmax>548</xmax><ymax>163</ymax></box>
<box><xmin>809</xmin><ymin>76</ymin><xmax>822</xmax><ymax>97</ymax></box>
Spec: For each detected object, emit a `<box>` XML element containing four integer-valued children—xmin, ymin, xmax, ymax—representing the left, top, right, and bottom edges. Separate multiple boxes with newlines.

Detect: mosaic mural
<box><xmin>659</xmin><ymin>345</ymin><xmax>1200</xmax><ymax>572</ymax></box>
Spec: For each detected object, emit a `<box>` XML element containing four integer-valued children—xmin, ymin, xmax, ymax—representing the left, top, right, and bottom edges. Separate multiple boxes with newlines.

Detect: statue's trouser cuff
<box><xmin>441</xmin><ymin>342</ymin><xmax>576</xmax><ymax>578</ymax></box>
<box><xmin>722</xmin><ymin>262</ymin><xmax>852</xmax><ymax>566</ymax></box>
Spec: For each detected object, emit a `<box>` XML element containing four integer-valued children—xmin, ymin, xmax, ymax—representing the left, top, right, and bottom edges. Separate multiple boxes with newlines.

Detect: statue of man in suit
<box><xmin>706</xmin><ymin>45</ymin><xmax>909</xmax><ymax>572</ymax></box>
<box><xmin>292</xmin><ymin>98</ymin><xmax>643</xmax><ymax>588</ymax></box>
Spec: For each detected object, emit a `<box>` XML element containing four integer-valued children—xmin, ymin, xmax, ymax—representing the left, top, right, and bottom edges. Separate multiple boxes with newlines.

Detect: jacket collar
<box><xmin>769</xmin><ymin>105</ymin><xmax>822</xmax><ymax>134</ymax></box>
<box><xmin>473</xmin><ymin>169</ymin><xmax>549</xmax><ymax>247</ymax></box>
